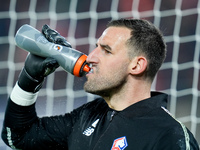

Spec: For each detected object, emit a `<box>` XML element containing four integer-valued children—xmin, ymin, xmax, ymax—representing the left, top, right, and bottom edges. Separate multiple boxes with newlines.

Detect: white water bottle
<box><xmin>14</xmin><ymin>24</ymin><xmax>90</xmax><ymax>77</ymax></box>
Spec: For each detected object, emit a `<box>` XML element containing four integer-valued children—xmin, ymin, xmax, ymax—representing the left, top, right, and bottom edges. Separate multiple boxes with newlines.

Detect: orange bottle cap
<box><xmin>73</xmin><ymin>54</ymin><xmax>90</xmax><ymax>77</ymax></box>
<box><xmin>83</xmin><ymin>64</ymin><xmax>91</xmax><ymax>72</ymax></box>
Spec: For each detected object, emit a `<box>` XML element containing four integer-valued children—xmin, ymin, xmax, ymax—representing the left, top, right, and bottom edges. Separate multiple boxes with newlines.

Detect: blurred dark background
<box><xmin>0</xmin><ymin>0</ymin><xmax>199</xmax><ymax>149</ymax></box>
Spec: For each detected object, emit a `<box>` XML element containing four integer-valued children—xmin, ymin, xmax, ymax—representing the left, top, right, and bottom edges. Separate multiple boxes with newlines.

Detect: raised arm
<box><xmin>1</xmin><ymin>25</ymin><xmax>73</xmax><ymax>149</ymax></box>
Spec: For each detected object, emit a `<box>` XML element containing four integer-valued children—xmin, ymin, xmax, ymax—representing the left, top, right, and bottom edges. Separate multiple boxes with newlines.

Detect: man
<box><xmin>2</xmin><ymin>19</ymin><xmax>199</xmax><ymax>149</ymax></box>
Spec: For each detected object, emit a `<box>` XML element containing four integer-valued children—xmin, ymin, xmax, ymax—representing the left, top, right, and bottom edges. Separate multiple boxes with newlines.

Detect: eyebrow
<box><xmin>98</xmin><ymin>43</ymin><xmax>112</xmax><ymax>51</ymax></box>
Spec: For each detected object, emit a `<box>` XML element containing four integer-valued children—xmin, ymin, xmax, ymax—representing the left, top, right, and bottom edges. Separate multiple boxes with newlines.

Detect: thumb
<box><xmin>42</xmin><ymin>57</ymin><xmax>59</xmax><ymax>77</ymax></box>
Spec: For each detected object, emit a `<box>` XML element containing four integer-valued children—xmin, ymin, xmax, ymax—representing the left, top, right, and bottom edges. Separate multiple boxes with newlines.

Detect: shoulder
<box><xmin>154</xmin><ymin>124</ymin><xmax>199</xmax><ymax>149</ymax></box>
<box><xmin>153</xmin><ymin>107</ymin><xmax>199</xmax><ymax>149</ymax></box>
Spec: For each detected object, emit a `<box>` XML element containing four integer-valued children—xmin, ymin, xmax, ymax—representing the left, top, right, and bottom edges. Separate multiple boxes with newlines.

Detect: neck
<box><xmin>103</xmin><ymin>78</ymin><xmax>151</xmax><ymax>111</ymax></box>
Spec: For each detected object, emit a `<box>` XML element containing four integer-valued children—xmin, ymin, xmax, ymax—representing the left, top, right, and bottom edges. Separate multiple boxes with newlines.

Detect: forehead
<box><xmin>98</xmin><ymin>27</ymin><xmax>131</xmax><ymax>46</ymax></box>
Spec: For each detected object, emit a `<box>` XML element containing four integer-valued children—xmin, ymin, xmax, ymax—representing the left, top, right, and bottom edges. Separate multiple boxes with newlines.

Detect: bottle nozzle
<box><xmin>73</xmin><ymin>54</ymin><xmax>91</xmax><ymax>77</ymax></box>
<box><xmin>83</xmin><ymin>64</ymin><xmax>91</xmax><ymax>72</ymax></box>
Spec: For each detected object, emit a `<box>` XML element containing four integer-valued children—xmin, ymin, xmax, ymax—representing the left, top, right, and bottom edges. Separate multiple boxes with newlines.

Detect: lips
<box><xmin>85</xmin><ymin>67</ymin><xmax>94</xmax><ymax>77</ymax></box>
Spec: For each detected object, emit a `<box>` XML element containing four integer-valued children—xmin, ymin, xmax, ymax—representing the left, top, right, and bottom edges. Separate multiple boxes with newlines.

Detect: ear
<box><xmin>129</xmin><ymin>56</ymin><xmax>148</xmax><ymax>76</ymax></box>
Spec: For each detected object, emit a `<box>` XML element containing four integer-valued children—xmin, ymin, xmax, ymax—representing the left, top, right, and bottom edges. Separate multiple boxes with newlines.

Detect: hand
<box><xmin>18</xmin><ymin>25</ymin><xmax>72</xmax><ymax>92</ymax></box>
<box><xmin>24</xmin><ymin>54</ymin><xmax>59</xmax><ymax>81</ymax></box>
<box><xmin>42</xmin><ymin>24</ymin><xmax>72</xmax><ymax>47</ymax></box>
<box><xmin>24</xmin><ymin>24</ymin><xmax>72</xmax><ymax>80</ymax></box>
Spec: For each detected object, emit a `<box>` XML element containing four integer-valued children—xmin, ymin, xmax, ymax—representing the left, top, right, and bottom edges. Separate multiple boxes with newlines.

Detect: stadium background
<box><xmin>0</xmin><ymin>0</ymin><xmax>199</xmax><ymax>149</ymax></box>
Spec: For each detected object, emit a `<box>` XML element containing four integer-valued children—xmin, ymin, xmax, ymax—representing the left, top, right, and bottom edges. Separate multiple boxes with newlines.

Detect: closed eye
<box><xmin>103</xmin><ymin>48</ymin><xmax>111</xmax><ymax>54</ymax></box>
<box><xmin>96</xmin><ymin>43</ymin><xmax>112</xmax><ymax>54</ymax></box>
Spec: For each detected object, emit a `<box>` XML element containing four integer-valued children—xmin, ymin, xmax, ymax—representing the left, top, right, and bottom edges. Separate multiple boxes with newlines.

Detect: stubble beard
<box><xmin>84</xmin><ymin>66</ymin><xmax>128</xmax><ymax>97</ymax></box>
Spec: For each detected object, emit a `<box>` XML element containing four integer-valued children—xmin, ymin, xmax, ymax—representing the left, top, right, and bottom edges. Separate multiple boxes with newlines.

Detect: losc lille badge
<box><xmin>111</xmin><ymin>136</ymin><xmax>128</xmax><ymax>150</ymax></box>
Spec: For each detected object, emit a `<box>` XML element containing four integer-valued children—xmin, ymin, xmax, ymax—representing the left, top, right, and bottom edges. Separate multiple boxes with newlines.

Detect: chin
<box><xmin>84</xmin><ymin>85</ymin><xmax>110</xmax><ymax>97</ymax></box>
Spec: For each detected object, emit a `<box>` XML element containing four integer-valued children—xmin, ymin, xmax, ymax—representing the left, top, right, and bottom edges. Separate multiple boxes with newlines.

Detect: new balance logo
<box><xmin>83</xmin><ymin>127</ymin><xmax>94</xmax><ymax>136</ymax></box>
<box><xmin>83</xmin><ymin>119</ymin><xmax>99</xmax><ymax>136</ymax></box>
<box><xmin>91</xmin><ymin>119</ymin><xmax>99</xmax><ymax>128</ymax></box>
<box><xmin>111</xmin><ymin>136</ymin><xmax>128</xmax><ymax>150</ymax></box>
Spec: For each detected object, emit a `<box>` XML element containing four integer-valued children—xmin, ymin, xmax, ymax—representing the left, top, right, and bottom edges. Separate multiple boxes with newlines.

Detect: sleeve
<box><xmin>153</xmin><ymin>125</ymin><xmax>199</xmax><ymax>150</ymax></box>
<box><xmin>1</xmin><ymin>85</ymin><xmax>82</xmax><ymax>150</ymax></box>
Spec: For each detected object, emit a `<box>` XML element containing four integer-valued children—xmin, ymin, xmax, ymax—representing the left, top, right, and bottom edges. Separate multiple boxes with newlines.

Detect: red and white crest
<box><xmin>111</xmin><ymin>136</ymin><xmax>128</xmax><ymax>150</ymax></box>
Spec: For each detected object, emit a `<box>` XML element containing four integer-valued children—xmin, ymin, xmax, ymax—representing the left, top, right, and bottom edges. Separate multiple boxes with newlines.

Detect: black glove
<box><xmin>18</xmin><ymin>25</ymin><xmax>72</xmax><ymax>93</ymax></box>
<box><xmin>42</xmin><ymin>24</ymin><xmax>72</xmax><ymax>48</ymax></box>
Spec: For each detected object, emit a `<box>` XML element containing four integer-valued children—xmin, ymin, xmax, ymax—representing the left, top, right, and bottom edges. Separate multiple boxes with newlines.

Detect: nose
<box><xmin>86</xmin><ymin>48</ymin><xmax>99</xmax><ymax>64</ymax></box>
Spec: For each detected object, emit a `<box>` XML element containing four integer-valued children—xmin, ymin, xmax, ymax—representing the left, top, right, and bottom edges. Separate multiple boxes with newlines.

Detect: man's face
<box><xmin>84</xmin><ymin>26</ymin><xmax>132</xmax><ymax>97</ymax></box>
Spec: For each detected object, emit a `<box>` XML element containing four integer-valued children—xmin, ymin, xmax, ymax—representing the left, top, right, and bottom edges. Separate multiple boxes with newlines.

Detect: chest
<box><xmin>67</xmin><ymin>110</ymin><xmax>164</xmax><ymax>150</ymax></box>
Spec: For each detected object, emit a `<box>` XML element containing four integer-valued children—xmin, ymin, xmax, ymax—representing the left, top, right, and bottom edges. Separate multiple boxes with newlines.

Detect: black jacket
<box><xmin>2</xmin><ymin>92</ymin><xmax>199</xmax><ymax>150</ymax></box>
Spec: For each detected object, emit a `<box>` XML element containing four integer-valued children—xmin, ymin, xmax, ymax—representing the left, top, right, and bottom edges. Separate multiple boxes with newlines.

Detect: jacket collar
<box><xmin>117</xmin><ymin>92</ymin><xmax>168</xmax><ymax>118</ymax></box>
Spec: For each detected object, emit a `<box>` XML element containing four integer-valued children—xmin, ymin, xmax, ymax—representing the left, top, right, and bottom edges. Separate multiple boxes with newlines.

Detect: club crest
<box><xmin>111</xmin><ymin>136</ymin><xmax>128</xmax><ymax>150</ymax></box>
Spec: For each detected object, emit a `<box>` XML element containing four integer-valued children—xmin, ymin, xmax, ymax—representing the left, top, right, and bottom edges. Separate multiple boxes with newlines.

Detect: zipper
<box><xmin>110</xmin><ymin>110</ymin><xmax>116</xmax><ymax>121</ymax></box>
<box><xmin>92</xmin><ymin>110</ymin><xmax>117</xmax><ymax>150</ymax></box>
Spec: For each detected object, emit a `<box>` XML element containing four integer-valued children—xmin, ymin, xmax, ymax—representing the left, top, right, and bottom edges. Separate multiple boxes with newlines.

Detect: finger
<box><xmin>42</xmin><ymin>24</ymin><xmax>58</xmax><ymax>43</ymax></box>
<box><xmin>43</xmin><ymin>57</ymin><xmax>59</xmax><ymax>76</ymax></box>
<box><xmin>56</xmin><ymin>38</ymin><xmax>72</xmax><ymax>48</ymax></box>
<box><xmin>42</xmin><ymin>24</ymin><xmax>71</xmax><ymax>47</ymax></box>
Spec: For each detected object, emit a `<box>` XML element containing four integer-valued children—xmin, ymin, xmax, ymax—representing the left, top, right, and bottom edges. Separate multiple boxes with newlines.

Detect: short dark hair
<box><xmin>107</xmin><ymin>18</ymin><xmax>167</xmax><ymax>81</ymax></box>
